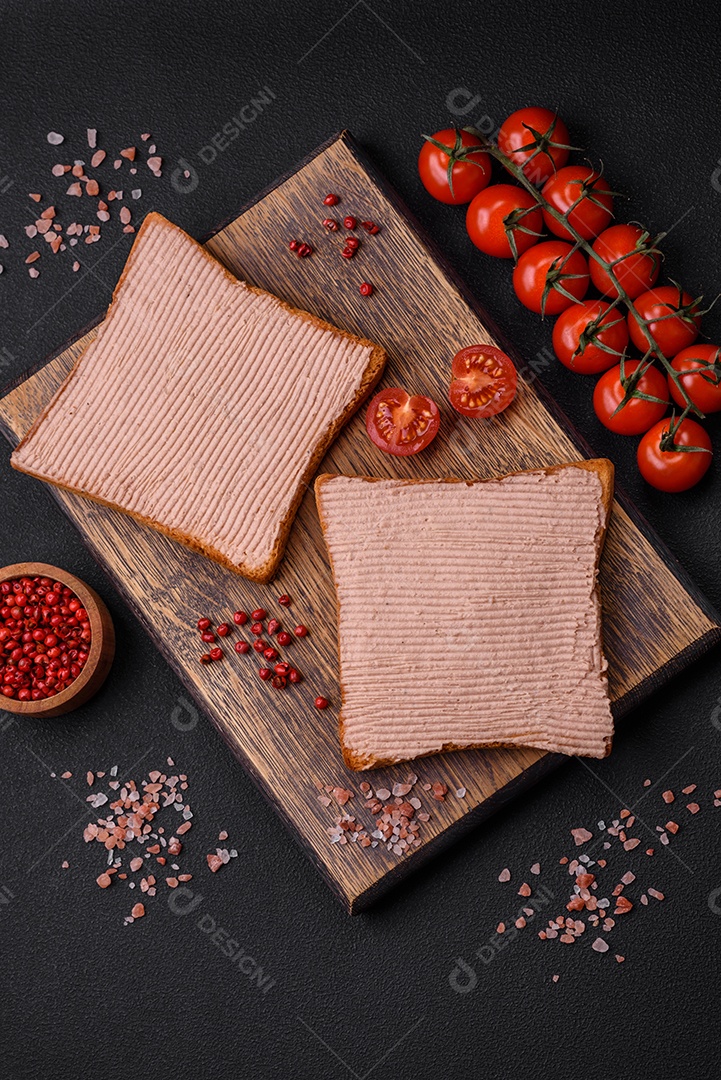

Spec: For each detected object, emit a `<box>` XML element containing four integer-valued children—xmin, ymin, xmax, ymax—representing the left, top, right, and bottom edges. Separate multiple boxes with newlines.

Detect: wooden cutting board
<box><xmin>2</xmin><ymin>131</ymin><xmax>719</xmax><ymax>913</ymax></box>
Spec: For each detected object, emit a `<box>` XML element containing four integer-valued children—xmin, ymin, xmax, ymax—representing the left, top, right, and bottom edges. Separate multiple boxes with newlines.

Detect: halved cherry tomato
<box><xmin>418</xmin><ymin>128</ymin><xmax>491</xmax><ymax>205</ymax></box>
<box><xmin>448</xmin><ymin>345</ymin><xmax>517</xmax><ymax>418</ymax></box>
<box><xmin>465</xmin><ymin>184</ymin><xmax>543</xmax><ymax>259</ymax></box>
<box><xmin>365</xmin><ymin>387</ymin><xmax>440</xmax><ymax>455</ymax></box>
<box><xmin>513</xmin><ymin>240</ymin><xmax>589</xmax><ymax>316</ymax></box>
<box><xmin>628</xmin><ymin>285</ymin><xmax>702</xmax><ymax>357</ymax></box>
<box><xmin>552</xmin><ymin>300</ymin><xmax>629</xmax><ymax>375</ymax></box>
<box><xmin>593</xmin><ymin>359</ymin><xmax>669</xmax><ymax>435</ymax></box>
<box><xmin>637</xmin><ymin>417</ymin><xmax>712</xmax><ymax>492</ymax></box>
<box><xmin>668</xmin><ymin>345</ymin><xmax>721</xmax><ymax>413</ymax></box>
<box><xmin>541</xmin><ymin>165</ymin><xmax>614</xmax><ymax>241</ymax></box>
<box><xmin>497</xmin><ymin>107</ymin><xmax>571</xmax><ymax>186</ymax></box>
<box><xmin>589</xmin><ymin>223</ymin><xmax>661</xmax><ymax>299</ymax></box>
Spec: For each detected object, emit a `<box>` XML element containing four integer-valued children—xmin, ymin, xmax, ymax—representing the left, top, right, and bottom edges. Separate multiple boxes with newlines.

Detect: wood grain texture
<box><xmin>1</xmin><ymin>131</ymin><xmax>719</xmax><ymax>913</ymax></box>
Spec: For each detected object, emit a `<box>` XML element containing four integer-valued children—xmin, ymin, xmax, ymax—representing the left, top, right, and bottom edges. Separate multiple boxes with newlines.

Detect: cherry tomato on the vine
<box><xmin>552</xmin><ymin>300</ymin><xmax>629</xmax><ymax>375</ymax></box>
<box><xmin>589</xmin><ymin>223</ymin><xmax>661</xmax><ymax>299</ymax></box>
<box><xmin>637</xmin><ymin>417</ymin><xmax>712</xmax><ymax>492</ymax></box>
<box><xmin>465</xmin><ymin>184</ymin><xmax>543</xmax><ymax>259</ymax></box>
<box><xmin>668</xmin><ymin>345</ymin><xmax>721</xmax><ymax>414</ymax></box>
<box><xmin>627</xmin><ymin>285</ymin><xmax>702</xmax><ymax>358</ymax></box>
<box><xmin>418</xmin><ymin>128</ymin><xmax>491</xmax><ymax>205</ymax></box>
<box><xmin>497</xmin><ymin>107</ymin><xmax>571</xmax><ymax>186</ymax></box>
<box><xmin>513</xmin><ymin>240</ymin><xmax>589</xmax><ymax>316</ymax></box>
<box><xmin>541</xmin><ymin>165</ymin><xmax>614</xmax><ymax>241</ymax></box>
<box><xmin>448</xmin><ymin>345</ymin><xmax>517</xmax><ymax>418</ymax></box>
<box><xmin>365</xmin><ymin>387</ymin><xmax>440</xmax><ymax>456</ymax></box>
<box><xmin>593</xmin><ymin>359</ymin><xmax>669</xmax><ymax>435</ymax></box>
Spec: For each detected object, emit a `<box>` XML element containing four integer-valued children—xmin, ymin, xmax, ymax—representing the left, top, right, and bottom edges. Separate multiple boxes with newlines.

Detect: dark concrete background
<box><xmin>1</xmin><ymin>2</ymin><xmax>720</xmax><ymax>1077</ymax></box>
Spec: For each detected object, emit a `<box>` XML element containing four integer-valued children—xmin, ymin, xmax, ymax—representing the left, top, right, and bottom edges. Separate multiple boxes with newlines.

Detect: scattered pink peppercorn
<box><xmin>314</xmin><ymin>696</ymin><xmax>329</xmax><ymax>709</ymax></box>
<box><xmin>277</xmin><ymin>631</ymin><xmax>292</xmax><ymax>646</ymax></box>
<box><xmin>343</xmin><ymin>216</ymin><xmax>357</xmax><ymax>230</ymax></box>
<box><xmin>258</xmin><ymin>668</ymin><xmax>271</xmax><ymax>681</ymax></box>
<box><xmin>359</xmin><ymin>282</ymin><xmax>373</xmax><ymax>297</ymax></box>
<box><xmin>251</xmin><ymin>609</ymin><xmax>267</xmax><ymax>621</ymax></box>
<box><xmin>209</xmin><ymin>647</ymin><xmax>223</xmax><ymax>661</ymax></box>
<box><xmin>216</xmin><ymin>623</ymin><xmax>230</xmax><ymax>637</ymax></box>
<box><xmin>294</xmin><ymin>625</ymin><xmax>308</xmax><ymax>637</ymax></box>
<box><xmin>234</xmin><ymin>641</ymin><xmax>250</xmax><ymax>654</ymax></box>
<box><xmin>233</xmin><ymin>611</ymin><xmax>248</xmax><ymax>625</ymax></box>
<box><xmin>278</xmin><ymin>595</ymin><xmax>291</xmax><ymax>606</ymax></box>
<box><xmin>267</xmin><ymin>618</ymin><xmax>281</xmax><ymax>635</ymax></box>
<box><xmin>323</xmin><ymin>193</ymin><xmax>339</xmax><ymax>206</ymax></box>
<box><xmin>323</xmin><ymin>218</ymin><xmax>339</xmax><ymax>231</ymax></box>
<box><xmin>197</xmin><ymin>617</ymin><xmax>211</xmax><ymax>631</ymax></box>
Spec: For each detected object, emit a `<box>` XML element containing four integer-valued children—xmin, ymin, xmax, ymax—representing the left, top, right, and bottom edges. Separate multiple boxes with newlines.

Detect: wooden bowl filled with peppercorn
<box><xmin>0</xmin><ymin>562</ymin><xmax>115</xmax><ymax>717</ymax></box>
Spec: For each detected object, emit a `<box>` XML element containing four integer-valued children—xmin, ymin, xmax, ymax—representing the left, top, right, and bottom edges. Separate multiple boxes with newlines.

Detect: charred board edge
<box><xmin>1</xmin><ymin>129</ymin><xmax>721</xmax><ymax>914</ymax></box>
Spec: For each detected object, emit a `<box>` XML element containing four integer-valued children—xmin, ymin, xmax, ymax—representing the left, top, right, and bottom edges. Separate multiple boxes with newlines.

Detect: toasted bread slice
<box><xmin>12</xmin><ymin>213</ymin><xmax>386</xmax><ymax>582</ymax></box>
<box><xmin>315</xmin><ymin>460</ymin><xmax>615</xmax><ymax>769</ymax></box>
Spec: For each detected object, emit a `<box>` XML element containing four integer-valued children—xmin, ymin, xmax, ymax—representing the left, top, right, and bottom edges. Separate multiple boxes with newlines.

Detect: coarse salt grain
<box><xmin>498</xmin><ymin>868</ymin><xmax>511</xmax><ymax>883</ymax></box>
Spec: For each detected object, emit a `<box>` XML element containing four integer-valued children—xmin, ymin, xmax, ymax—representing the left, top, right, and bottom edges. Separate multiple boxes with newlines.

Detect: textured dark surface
<box><xmin>1</xmin><ymin>2</ymin><xmax>720</xmax><ymax>1077</ymax></box>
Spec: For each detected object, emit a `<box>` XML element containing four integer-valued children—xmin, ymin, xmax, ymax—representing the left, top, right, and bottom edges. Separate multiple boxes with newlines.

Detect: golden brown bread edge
<box><xmin>315</xmin><ymin>458</ymin><xmax>615</xmax><ymax>770</ymax></box>
<box><xmin>11</xmin><ymin>212</ymin><xmax>387</xmax><ymax>583</ymax></box>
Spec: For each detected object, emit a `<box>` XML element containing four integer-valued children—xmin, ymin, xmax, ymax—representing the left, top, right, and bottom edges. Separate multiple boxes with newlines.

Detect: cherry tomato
<box><xmin>513</xmin><ymin>240</ymin><xmax>589</xmax><ymax>316</ymax></box>
<box><xmin>497</xmin><ymin>107</ymin><xmax>571</xmax><ymax>186</ymax></box>
<box><xmin>589</xmin><ymin>223</ymin><xmax>661</xmax><ymax>299</ymax></box>
<box><xmin>365</xmin><ymin>387</ymin><xmax>440</xmax><ymax>456</ymax></box>
<box><xmin>552</xmin><ymin>300</ymin><xmax>629</xmax><ymax>375</ymax></box>
<box><xmin>448</xmin><ymin>345</ymin><xmax>517</xmax><ymax>418</ymax></box>
<box><xmin>465</xmin><ymin>184</ymin><xmax>543</xmax><ymax>259</ymax></box>
<box><xmin>637</xmin><ymin>417</ymin><xmax>712</xmax><ymax>492</ymax></box>
<box><xmin>593</xmin><ymin>359</ymin><xmax>669</xmax><ymax>435</ymax></box>
<box><xmin>418</xmin><ymin>128</ymin><xmax>491</xmax><ymax>205</ymax></box>
<box><xmin>541</xmin><ymin>166</ymin><xmax>614</xmax><ymax>241</ymax></box>
<box><xmin>628</xmin><ymin>285</ymin><xmax>702</xmax><ymax>358</ymax></box>
<box><xmin>668</xmin><ymin>345</ymin><xmax>721</xmax><ymax>413</ymax></box>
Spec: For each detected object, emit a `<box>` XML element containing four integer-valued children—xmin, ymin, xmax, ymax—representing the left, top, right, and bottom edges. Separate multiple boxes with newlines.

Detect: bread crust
<box><xmin>315</xmin><ymin>459</ymin><xmax>615</xmax><ymax>770</ymax></box>
<box><xmin>11</xmin><ymin>212</ymin><xmax>387</xmax><ymax>583</ymax></box>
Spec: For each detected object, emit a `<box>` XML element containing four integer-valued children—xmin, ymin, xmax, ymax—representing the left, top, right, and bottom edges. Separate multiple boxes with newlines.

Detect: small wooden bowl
<box><xmin>0</xmin><ymin>562</ymin><xmax>115</xmax><ymax>717</ymax></box>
